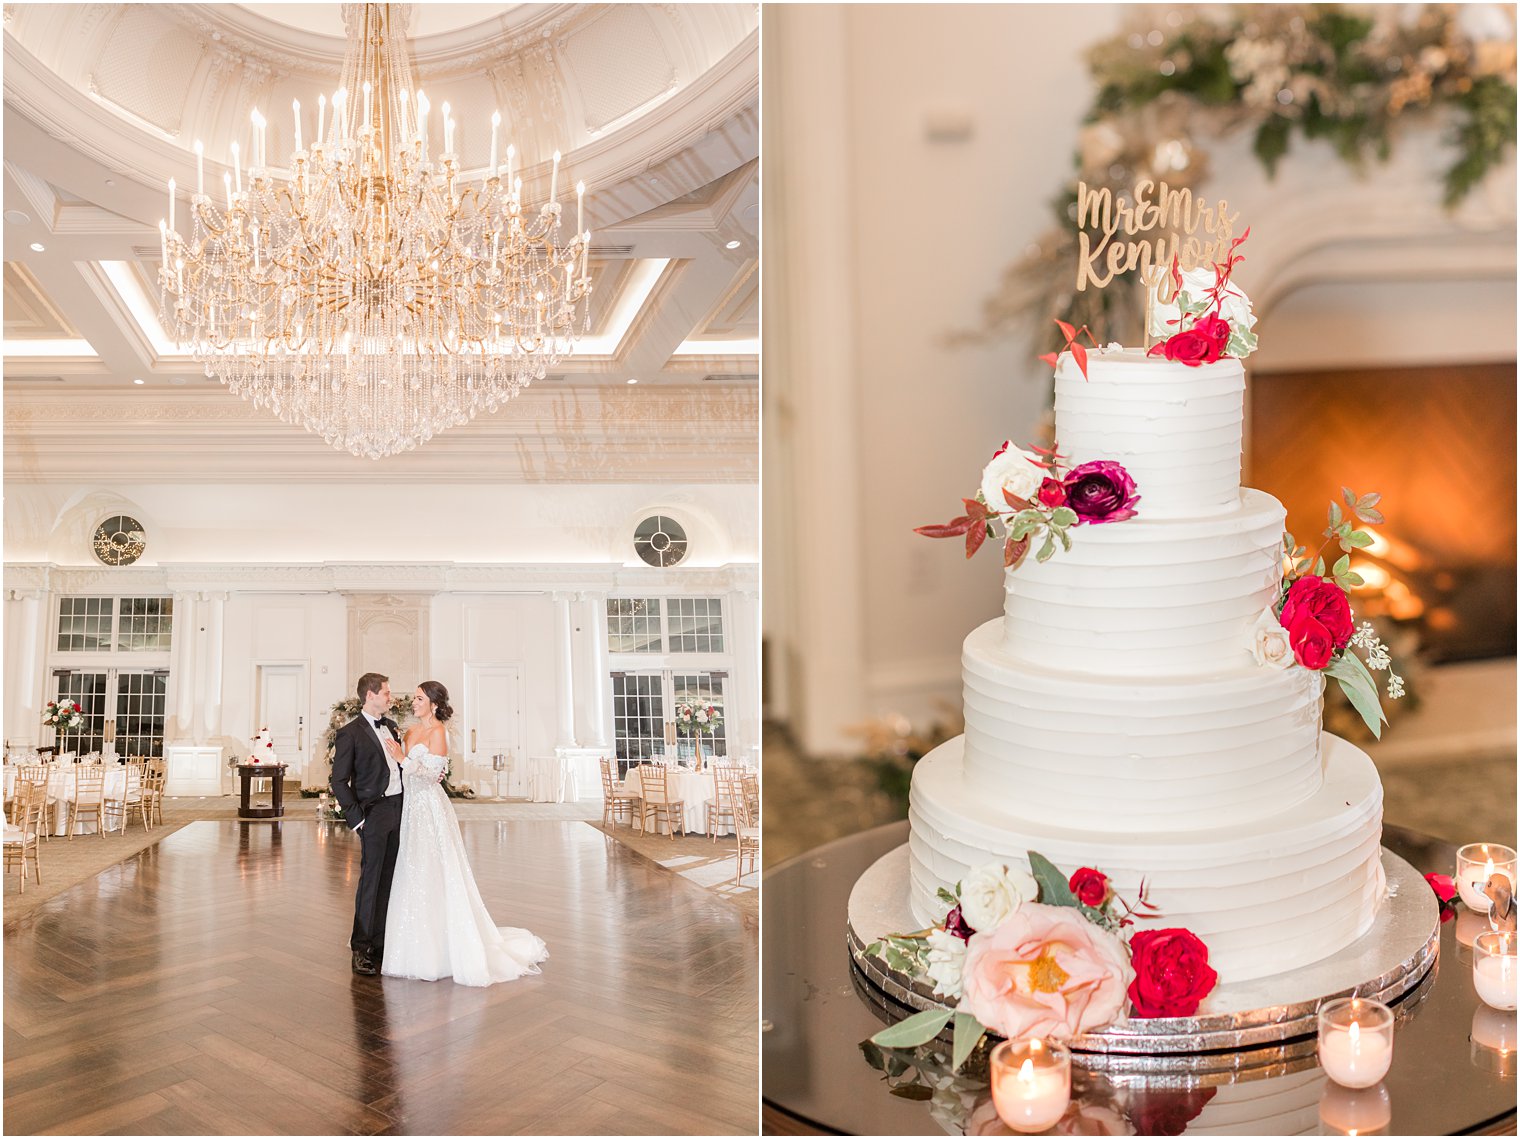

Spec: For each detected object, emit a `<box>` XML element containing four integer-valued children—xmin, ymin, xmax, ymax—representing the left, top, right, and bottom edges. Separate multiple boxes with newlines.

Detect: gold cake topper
<box><xmin>1074</xmin><ymin>179</ymin><xmax>1241</xmax><ymax>344</ymax></box>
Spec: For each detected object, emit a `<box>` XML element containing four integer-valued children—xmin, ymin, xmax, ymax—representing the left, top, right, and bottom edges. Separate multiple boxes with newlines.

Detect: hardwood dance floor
<box><xmin>4</xmin><ymin>820</ymin><xmax>758</xmax><ymax>1135</ymax></box>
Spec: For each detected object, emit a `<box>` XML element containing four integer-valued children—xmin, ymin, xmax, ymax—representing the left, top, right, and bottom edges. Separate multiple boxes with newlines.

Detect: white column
<box><xmin>552</xmin><ymin>592</ymin><xmax>577</xmax><ymax>749</ymax></box>
<box><xmin>766</xmin><ymin>5</ymin><xmax>868</xmax><ymax>755</ymax></box>
<box><xmin>725</xmin><ymin>587</ymin><xmax>761</xmax><ymax>761</ymax></box>
<box><xmin>167</xmin><ymin>591</ymin><xmax>199</xmax><ymax>741</ymax></box>
<box><xmin>580</xmin><ymin>596</ymin><xmax>611</xmax><ymax>745</ymax></box>
<box><xmin>201</xmin><ymin>591</ymin><xmax>227</xmax><ymax>741</ymax></box>
<box><xmin>5</xmin><ymin>589</ymin><xmax>45</xmax><ymax>748</ymax></box>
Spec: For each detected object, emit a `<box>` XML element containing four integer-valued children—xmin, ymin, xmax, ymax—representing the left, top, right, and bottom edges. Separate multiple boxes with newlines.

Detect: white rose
<box><xmin>979</xmin><ymin>443</ymin><xmax>1045</xmax><ymax>513</ymax></box>
<box><xmin>1250</xmin><ymin>608</ymin><xmax>1294</xmax><ymax>670</ymax></box>
<box><xmin>1147</xmin><ymin>266</ymin><xmax>1257</xmax><ymax>340</ymax></box>
<box><xmin>958</xmin><ymin>861</ymin><xmax>1038</xmax><ymax>932</ymax></box>
<box><xmin>924</xmin><ymin>927</ymin><xmax>967</xmax><ymax>998</ymax></box>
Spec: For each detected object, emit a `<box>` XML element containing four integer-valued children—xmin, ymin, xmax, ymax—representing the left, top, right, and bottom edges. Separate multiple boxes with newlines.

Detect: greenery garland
<box><xmin>958</xmin><ymin>4</ymin><xmax>1517</xmax><ymax>350</ymax></box>
<box><xmin>300</xmin><ymin>694</ymin><xmax>475</xmax><ymax>799</ymax></box>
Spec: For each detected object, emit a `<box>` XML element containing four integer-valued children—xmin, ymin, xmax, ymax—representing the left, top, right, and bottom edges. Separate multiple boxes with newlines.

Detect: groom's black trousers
<box><xmin>350</xmin><ymin>793</ymin><xmax>403</xmax><ymax>959</ymax></box>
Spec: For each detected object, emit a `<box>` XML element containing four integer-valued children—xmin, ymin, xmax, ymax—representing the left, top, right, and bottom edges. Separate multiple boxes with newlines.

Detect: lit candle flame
<box><xmin>1017</xmin><ymin>1058</ymin><xmax>1035</xmax><ymax>1085</ymax></box>
<box><xmin>1349</xmin><ymin>1020</ymin><xmax>1361</xmax><ymax>1047</ymax></box>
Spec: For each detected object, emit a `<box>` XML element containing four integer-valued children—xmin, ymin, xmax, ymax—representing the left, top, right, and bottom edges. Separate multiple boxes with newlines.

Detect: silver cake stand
<box><xmin>847</xmin><ymin>842</ymin><xmax>1440</xmax><ymax>1072</ymax></box>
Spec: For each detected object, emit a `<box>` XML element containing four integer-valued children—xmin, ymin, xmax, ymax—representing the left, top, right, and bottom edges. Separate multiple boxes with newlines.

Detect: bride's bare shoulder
<box><xmin>427</xmin><ymin>723</ymin><xmax>449</xmax><ymax>755</ymax></box>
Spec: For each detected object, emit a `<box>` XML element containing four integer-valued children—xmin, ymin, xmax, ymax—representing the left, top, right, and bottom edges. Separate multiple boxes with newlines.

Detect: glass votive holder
<box><xmin>1318</xmin><ymin>998</ymin><xmax>1394</xmax><ymax>1089</ymax></box>
<box><xmin>1456</xmin><ymin>843</ymin><xmax>1517</xmax><ymax>912</ymax></box>
<box><xmin>1470</xmin><ymin>1004</ymin><xmax>1517</xmax><ymax>1077</ymax></box>
<box><xmin>1474</xmin><ymin>931</ymin><xmax>1518</xmax><ymax>1011</ymax></box>
<box><xmin>1456</xmin><ymin>906</ymin><xmax>1490</xmax><ymax>950</ymax></box>
<box><xmin>988</xmin><ymin>1038</ymin><xmax>1071</xmax><ymax>1134</ymax></box>
<box><xmin>1318</xmin><ymin>1080</ymin><xmax>1391</xmax><ymax>1136</ymax></box>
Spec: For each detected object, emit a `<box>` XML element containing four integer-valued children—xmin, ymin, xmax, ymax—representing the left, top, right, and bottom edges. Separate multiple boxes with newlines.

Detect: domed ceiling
<box><xmin>2</xmin><ymin>3</ymin><xmax>758</xmax><ymax>482</ymax></box>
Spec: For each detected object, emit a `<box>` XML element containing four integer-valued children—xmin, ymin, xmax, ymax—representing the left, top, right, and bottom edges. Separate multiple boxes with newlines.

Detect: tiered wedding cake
<box><xmin>906</xmin><ymin>347</ymin><xmax>1386</xmax><ymax>985</ymax></box>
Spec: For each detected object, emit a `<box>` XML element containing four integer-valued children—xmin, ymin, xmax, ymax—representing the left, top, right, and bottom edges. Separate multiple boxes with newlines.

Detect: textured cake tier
<box><xmin>1002</xmin><ymin>488</ymin><xmax>1285</xmax><ymax>674</ymax></box>
<box><xmin>1055</xmin><ymin>349</ymin><xmax>1243</xmax><ymax>519</ymax></box>
<box><xmin>909</xmin><ymin>734</ymin><xmax>1384</xmax><ymax>985</ymax></box>
<box><xmin>964</xmin><ymin>620</ymin><xmax>1326</xmax><ymax>831</ymax></box>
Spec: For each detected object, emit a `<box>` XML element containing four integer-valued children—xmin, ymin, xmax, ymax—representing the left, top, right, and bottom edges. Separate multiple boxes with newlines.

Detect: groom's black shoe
<box><xmin>352</xmin><ymin>951</ymin><xmax>378</xmax><ymax>976</ymax></box>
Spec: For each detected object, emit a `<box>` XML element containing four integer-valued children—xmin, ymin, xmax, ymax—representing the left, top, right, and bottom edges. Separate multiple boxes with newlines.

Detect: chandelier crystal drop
<box><xmin>158</xmin><ymin>3</ymin><xmax>592</xmax><ymax>460</ymax></box>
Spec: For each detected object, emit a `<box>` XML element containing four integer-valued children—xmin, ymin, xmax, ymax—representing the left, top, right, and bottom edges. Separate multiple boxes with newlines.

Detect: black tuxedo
<box><xmin>331</xmin><ymin>713</ymin><xmax>404</xmax><ymax>959</ymax></box>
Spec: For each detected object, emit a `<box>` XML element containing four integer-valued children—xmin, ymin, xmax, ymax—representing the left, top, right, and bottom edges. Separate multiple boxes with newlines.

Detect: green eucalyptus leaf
<box><xmin>870</xmin><ymin>1008</ymin><xmax>956</xmax><ymax>1049</ymax></box>
<box><xmin>1348</xmin><ymin>530</ymin><xmax>1374</xmax><ymax>548</ymax></box>
<box><xmin>864</xmin><ymin>941</ymin><xmax>883</xmax><ymax>958</ymax></box>
<box><xmin>1283</xmin><ymin>531</ymin><xmax>1295</xmax><ymax>552</ymax></box>
<box><xmin>1036</xmin><ymin>534</ymin><xmax>1056</xmax><ymax>563</ymax></box>
<box><xmin>1332</xmin><ymin>554</ymin><xmax>1350</xmax><ymax>577</ymax></box>
<box><xmin>1358</xmin><ymin>492</ymin><xmax>1382</xmax><ymax>509</ymax></box>
<box><xmin>1028</xmin><ymin>850</ymin><xmax>1078</xmax><ymax>907</ymax></box>
<box><xmin>1360</xmin><ymin>507</ymin><xmax>1385</xmax><ymax>525</ymax></box>
<box><xmin>952</xmin><ymin>1013</ymin><xmax>987</xmax><ymax>1072</ymax></box>
<box><xmin>937</xmin><ymin>886</ymin><xmax>958</xmax><ymax>907</ymax></box>
<box><xmin>1345</xmin><ymin>571</ymin><xmax>1365</xmax><ymax>586</ymax></box>
<box><xmin>1328</xmin><ymin>501</ymin><xmax>1342</xmax><ymax>528</ymax></box>
<box><xmin>1315</xmin><ymin>556</ymin><xmax>1326</xmax><ymax>576</ymax></box>
<box><xmin>1342</xmin><ymin>487</ymin><xmax>1359</xmax><ymax>510</ymax></box>
<box><xmin>1050</xmin><ymin>507</ymin><xmax>1077</xmax><ymax>528</ymax></box>
<box><xmin>1058</xmin><ymin>527</ymin><xmax>1072</xmax><ymax>552</ymax></box>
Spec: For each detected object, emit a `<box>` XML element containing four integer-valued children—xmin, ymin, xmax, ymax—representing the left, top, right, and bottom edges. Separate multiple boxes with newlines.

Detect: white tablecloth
<box><xmin>623</xmin><ymin>768</ymin><xmax>731</xmax><ymax>836</ymax></box>
<box><xmin>4</xmin><ymin>765</ymin><xmax>138</xmax><ymax>835</ymax></box>
<box><xmin>473</xmin><ymin>755</ymin><xmax>580</xmax><ymax>803</ymax></box>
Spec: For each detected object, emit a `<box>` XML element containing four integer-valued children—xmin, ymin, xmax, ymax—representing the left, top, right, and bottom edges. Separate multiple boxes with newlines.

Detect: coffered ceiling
<box><xmin>2</xmin><ymin>3</ymin><xmax>758</xmax><ymax>482</ymax></box>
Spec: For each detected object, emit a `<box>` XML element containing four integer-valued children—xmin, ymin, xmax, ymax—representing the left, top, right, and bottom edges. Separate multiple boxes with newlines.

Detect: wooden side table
<box><xmin>236</xmin><ymin>763</ymin><xmax>288</xmax><ymax>820</ymax></box>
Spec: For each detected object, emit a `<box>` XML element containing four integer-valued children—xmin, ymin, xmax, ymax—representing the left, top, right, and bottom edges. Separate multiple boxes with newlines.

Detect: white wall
<box><xmin>765</xmin><ymin>4</ymin><xmax>1517</xmax><ymax>755</ymax></box>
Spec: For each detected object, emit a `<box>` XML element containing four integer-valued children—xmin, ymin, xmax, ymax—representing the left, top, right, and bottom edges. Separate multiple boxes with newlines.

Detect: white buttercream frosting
<box><xmin>1002</xmin><ymin>488</ymin><xmax>1286</xmax><ymax>674</ymax></box>
<box><xmin>909</xmin><ymin>734</ymin><xmax>1384</xmax><ymax>985</ymax></box>
<box><xmin>1054</xmin><ymin>349</ymin><xmax>1244</xmax><ymax>519</ymax></box>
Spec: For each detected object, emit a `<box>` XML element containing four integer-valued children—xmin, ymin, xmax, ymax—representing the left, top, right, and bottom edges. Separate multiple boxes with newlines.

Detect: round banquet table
<box><xmin>2</xmin><ymin>763</ymin><xmax>139</xmax><ymax>835</ymax></box>
<box><xmin>761</xmin><ymin>821</ymin><xmax>1518</xmax><ymax>1137</ymax></box>
<box><xmin>622</xmin><ymin>766</ymin><xmax>732</xmax><ymax>836</ymax></box>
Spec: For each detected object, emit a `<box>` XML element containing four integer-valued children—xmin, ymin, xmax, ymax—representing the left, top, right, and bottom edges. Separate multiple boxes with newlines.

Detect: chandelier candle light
<box><xmin>159</xmin><ymin>4</ymin><xmax>593</xmax><ymax>459</ymax></box>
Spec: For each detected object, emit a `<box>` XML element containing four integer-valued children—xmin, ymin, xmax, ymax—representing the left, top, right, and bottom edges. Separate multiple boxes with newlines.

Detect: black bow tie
<box><xmin>373</xmin><ymin>718</ymin><xmax>390</xmax><ymax>731</ymax></box>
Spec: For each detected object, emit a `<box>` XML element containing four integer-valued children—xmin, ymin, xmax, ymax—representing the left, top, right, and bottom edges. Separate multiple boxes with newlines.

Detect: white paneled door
<box><xmin>257</xmin><ymin>664</ymin><xmax>308</xmax><ymax>778</ymax></box>
<box><xmin>465</xmin><ymin>664</ymin><xmax>524</xmax><ymax>780</ymax></box>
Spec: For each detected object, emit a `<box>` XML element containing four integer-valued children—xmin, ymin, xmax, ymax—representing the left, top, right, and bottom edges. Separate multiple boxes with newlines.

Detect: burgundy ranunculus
<box><xmin>1068</xmin><ymin>867</ymin><xmax>1111</xmax><ymax>907</ymax></box>
<box><xmin>943</xmin><ymin>904</ymin><xmax>975</xmax><ymax>941</ymax></box>
<box><xmin>1036</xmin><ymin>477</ymin><xmax>1067</xmax><ymax>508</ymax></box>
<box><xmin>1062</xmin><ymin>460</ymin><xmax>1139</xmax><ymax>524</ymax></box>
<box><xmin>1278</xmin><ymin>575</ymin><xmax>1354</xmax><ymax>670</ymax></box>
<box><xmin>1127</xmin><ymin>928</ymin><xmax>1218</xmax><ymax>1018</ymax></box>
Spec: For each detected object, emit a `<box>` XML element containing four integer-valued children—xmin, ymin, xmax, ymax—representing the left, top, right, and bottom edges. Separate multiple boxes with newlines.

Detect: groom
<box><xmin>331</xmin><ymin>672</ymin><xmax>404</xmax><ymax>977</ymax></box>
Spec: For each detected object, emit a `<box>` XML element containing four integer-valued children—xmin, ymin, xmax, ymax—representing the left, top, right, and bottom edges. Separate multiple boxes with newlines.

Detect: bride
<box><xmin>382</xmin><ymin>680</ymin><xmax>548</xmax><ymax>986</ymax></box>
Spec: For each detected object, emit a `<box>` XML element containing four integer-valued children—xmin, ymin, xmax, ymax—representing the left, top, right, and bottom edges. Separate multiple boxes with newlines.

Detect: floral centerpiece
<box><xmin>674</xmin><ymin>702</ymin><xmax>723</xmax><ymax>770</ymax></box>
<box><xmin>1250</xmin><ymin>489</ymin><xmax>1404</xmax><ymax>737</ymax></box>
<box><xmin>917</xmin><ymin>433</ymin><xmax>1139</xmax><ymax>570</ymax></box>
<box><xmin>865</xmin><ymin>854</ymin><xmax>1218</xmax><ymax>1068</ymax></box>
<box><xmin>43</xmin><ymin>699</ymin><xmax>85</xmax><ymax>733</ymax></box>
<box><xmin>1147</xmin><ymin>234</ymin><xmax>1258</xmax><ymax>364</ymax></box>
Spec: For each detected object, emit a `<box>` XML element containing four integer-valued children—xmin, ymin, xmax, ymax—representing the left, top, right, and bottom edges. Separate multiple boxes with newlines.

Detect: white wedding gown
<box><xmin>382</xmin><ymin>745</ymin><xmax>548</xmax><ymax>986</ymax></box>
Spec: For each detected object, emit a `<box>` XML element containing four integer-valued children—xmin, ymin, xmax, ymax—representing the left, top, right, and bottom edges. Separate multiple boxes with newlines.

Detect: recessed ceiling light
<box><xmin>725</xmin><ymin>240</ymin><xmax>741</xmax><ymax>250</ymax></box>
<box><xmin>132</xmin><ymin>378</ymin><xmax>145</xmax><ymax>385</ymax></box>
<box><xmin>29</xmin><ymin>242</ymin><xmax>44</xmax><ymax>252</ymax></box>
<box><xmin>626</xmin><ymin>377</ymin><xmax>638</xmax><ymax>384</ymax></box>
<box><xmin>4</xmin><ymin>210</ymin><xmax>31</xmax><ymax>225</ymax></box>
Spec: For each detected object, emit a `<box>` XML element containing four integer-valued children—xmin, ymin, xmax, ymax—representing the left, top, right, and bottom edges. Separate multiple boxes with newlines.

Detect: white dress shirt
<box><xmin>366</xmin><ymin>713</ymin><xmax>403</xmax><ymax>797</ymax></box>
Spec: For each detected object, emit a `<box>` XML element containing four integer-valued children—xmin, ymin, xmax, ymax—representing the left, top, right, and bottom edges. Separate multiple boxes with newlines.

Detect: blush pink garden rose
<box><xmin>958</xmin><ymin>903</ymin><xmax>1134</xmax><ymax>1041</ymax></box>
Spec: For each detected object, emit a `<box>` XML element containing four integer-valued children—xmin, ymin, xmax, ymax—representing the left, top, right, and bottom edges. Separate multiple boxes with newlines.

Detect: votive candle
<box><xmin>1471</xmin><ymin>1004</ymin><xmax>1517</xmax><ymax>1077</ymax></box>
<box><xmin>1474</xmin><ymin>932</ymin><xmax>1517</xmax><ymax>1011</ymax></box>
<box><xmin>988</xmin><ymin>1038</ymin><xmax>1070</xmax><ymax>1134</ymax></box>
<box><xmin>1318</xmin><ymin>998</ymin><xmax>1394</xmax><ymax>1089</ymax></box>
<box><xmin>1457</xmin><ymin>844</ymin><xmax>1517</xmax><ymax>912</ymax></box>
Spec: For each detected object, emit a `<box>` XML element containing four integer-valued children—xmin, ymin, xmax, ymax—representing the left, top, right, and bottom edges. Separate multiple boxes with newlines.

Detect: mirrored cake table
<box><xmin>762</xmin><ymin>821</ymin><xmax>1517</xmax><ymax>1136</ymax></box>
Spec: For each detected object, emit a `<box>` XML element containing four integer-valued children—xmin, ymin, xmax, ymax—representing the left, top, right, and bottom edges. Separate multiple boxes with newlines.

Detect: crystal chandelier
<box><xmin>158</xmin><ymin>3</ymin><xmax>591</xmax><ymax>459</ymax></box>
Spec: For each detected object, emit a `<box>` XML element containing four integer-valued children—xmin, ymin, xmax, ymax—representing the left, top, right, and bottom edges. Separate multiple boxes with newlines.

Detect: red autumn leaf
<box><xmin>1004</xmin><ymin>535</ymin><xmax>1029</xmax><ymax>568</ymax></box>
<box><xmin>1037</xmin><ymin>351</ymin><xmax>1059</xmax><ymax>370</ymax></box>
<box><xmin>1002</xmin><ymin>489</ymin><xmax>1031</xmax><ymax>512</ymax></box>
<box><xmin>1070</xmin><ymin>340</ymin><xmax>1089</xmax><ymax>380</ymax></box>
<box><xmin>914</xmin><ymin>517</ymin><xmax>975</xmax><ymax>539</ymax></box>
<box><xmin>963</xmin><ymin>498</ymin><xmax>991</xmax><ymax>522</ymax></box>
<box><xmin>965</xmin><ymin>521</ymin><xmax>987</xmax><ymax>559</ymax></box>
<box><xmin>1054</xmin><ymin>318</ymin><xmax>1077</xmax><ymax>343</ymax></box>
<box><xmin>1169</xmin><ymin>253</ymin><xmax>1182</xmax><ymax>294</ymax></box>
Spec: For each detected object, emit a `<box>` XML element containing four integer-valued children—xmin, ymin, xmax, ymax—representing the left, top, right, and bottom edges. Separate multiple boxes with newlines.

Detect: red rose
<box><xmin>1069</xmin><ymin>867</ymin><xmax>1111</xmax><ymax>907</ymax></box>
<box><xmin>1036</xmin><ymin>477</ymin><xmax>1067</xmax><ymax>508</ymax></box>
<box><xmin>1426</xmin><ymin>872</ymin><xmax>1458</xmax><ymax>922</ymax></box>
<box><xmin>1278</xmin><ymin>575</ymin><xmax>1354</xmax><ymax>669</ymax></box>
<box><xmin>1127</xmin><ymin>928</ymin><xmax>1218</xmax><ymax>1018</ymax></box>
<box><xmin>1193</xmin><ymin>313</ymin><xmax>1232</xmax><ymax>354</ymax></box>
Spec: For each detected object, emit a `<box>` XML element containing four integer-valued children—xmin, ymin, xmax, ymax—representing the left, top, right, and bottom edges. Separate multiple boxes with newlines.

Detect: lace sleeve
<box><xmin>401</xmin><ymin>743</ymin><xmax>448</xmax><ymax>778</ymax></box>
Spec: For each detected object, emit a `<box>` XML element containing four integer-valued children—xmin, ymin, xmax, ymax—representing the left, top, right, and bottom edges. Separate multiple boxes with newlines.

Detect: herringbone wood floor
<box><xmin>4</xmin><ymin>820</ymin><xmax>758</xmax><ymax>1135</ymax></box>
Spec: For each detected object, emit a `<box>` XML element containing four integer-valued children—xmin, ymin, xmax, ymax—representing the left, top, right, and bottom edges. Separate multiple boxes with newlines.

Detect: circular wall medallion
<box><xmin>633</xmin><ymin>515</ymin><xmax>688</xmax><ymax>568</ymax></box>
<box><xmin>92</xmin><ymin>515</ymin><xmax>147</xmax><ymax>566</ymax></box>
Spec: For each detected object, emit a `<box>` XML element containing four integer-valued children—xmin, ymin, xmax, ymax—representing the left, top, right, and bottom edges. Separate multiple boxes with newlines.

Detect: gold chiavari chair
<box><xmin>4</xmin><ymin>780</ymin><xmax>44</xmax><ymax>891</ymax></box>
<box><xmin>14</xmin><ymin>765</ymin><xmax>55</xmax><ymax>839</ymax></box>
<box><xmin>633</xmin><ymin>764</ymin><xmax>687</xmax><ymax>839</ymax></box>
<box><xmin>68</xmin><ymin>766</ymin><xmax>107</xmax><ymax>839</ymax></box>
<box><xmin>706</xmin><ymin>764</ymin><xmax>744</xmax><ymax>842</ymax></box>
<box><xmin>732</xmin><ymin>778</ymin><xmax>760</xmax><ymax>884</ymax></box>
<box><xmin>141</xmin><ymin>759</ymin><xmax>167</xmax><ymax>829</ymax></box>
<box><xmin>599</xmin><ymin>758</ymin><xmax>641</xmax><ymax>829</ymax></box>
<box><xmin>103</xmin><ymin>759</ymin><xmax>146</xmax><ymax>834</ymax></box>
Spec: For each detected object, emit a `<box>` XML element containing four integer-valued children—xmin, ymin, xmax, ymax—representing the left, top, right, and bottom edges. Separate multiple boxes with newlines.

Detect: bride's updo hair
<box><xmin>418</xmin><ymin>680</ymin><xmax>453</xmax><ymax>722</ymax></box>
